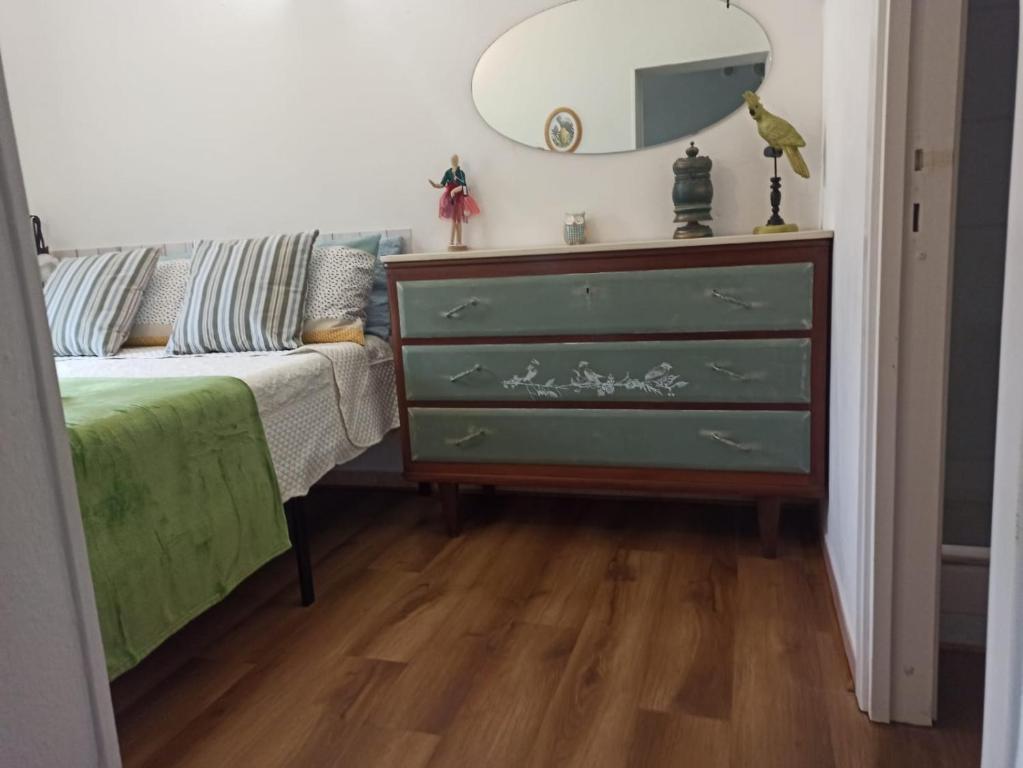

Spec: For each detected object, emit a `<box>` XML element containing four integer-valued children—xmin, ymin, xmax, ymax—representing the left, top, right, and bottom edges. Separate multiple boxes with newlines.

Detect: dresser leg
<box><xmin>418</xmin><ymin>482</ymin><xmax>433</xmax><ymax>497</ymax></box>
<box><xmin>439</xmin><ymin>482</ymin><xmax>462</xmax><ymax>537</ymax></box>
<box><xmin>757</xmin><ymin>497</ymin><xmax>781</xmax><ymax>559</ymax></box>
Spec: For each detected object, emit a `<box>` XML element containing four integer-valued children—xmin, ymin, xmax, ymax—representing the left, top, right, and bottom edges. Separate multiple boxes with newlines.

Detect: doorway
<box><xmin>863</xmin><ymin>0</ymin><xmax>1017</xmax><ymax>728</ymax></box>
<box><xmin>940</xmin><ymin>0</ymin><xmax>1019</xmax><ymax>654</ymax></box>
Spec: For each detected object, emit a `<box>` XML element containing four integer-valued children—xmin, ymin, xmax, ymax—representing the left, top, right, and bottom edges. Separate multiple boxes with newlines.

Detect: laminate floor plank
<box><xmin>345</xmin><ymin>580</ymin><xmax>465</xmax><ymax>664</ymax></box>
<box><xmin>730</xmin><ymin>555</ymin><xmax>836</xmax><ymax>768</ymax></box>
<box><xmin>637</xmin><ymin>551</ymin><xmax>737</xmax><ymax>720</ymax></box>
<box><xmin>348</xmin><ymin>501</ymin><xmax>548</xmax><ymax>664</ymax></box>
<box><xmin>360</xmin><ymin>586</ymin><xmax>520</xmax><ymax>735</ymax></box>
<box><xmin>519</xmin><ymin>522</ymin><xmax>619</xmax><ymax>630</ymax></box>
<box><xmin>367</xmin><ymin>515</ymin><xmax>451</xmax><ymax>574</ymax></box>
<box><xmin>426</xmin><ymin>622</ymin><xmax>578</xmax><ymax>768</ymax></box>
<box><xmin>116</xmin><ymin>656</ymin><xmax>255</xmax><ymax>767</ymax></box>
<box><xmin>202</xmin><ymin>499</ymin><xmax>429</xmax><ymax>667</ymax></box>
<box><xmin>469</xmin><ymin>501</ymin><xmax>578</xmax><ymax>602</ymax></box>
<box><xmin>112</xmin><ymin>491</ymin><xmax>984</xmax><ymax>768</ymax></box>
<box><xmin>280</xmin><ymin>657</ymin><xmax>410</xmax><ymax>767</ymax></box>
<box><xmin>363</xmin><ymin>503</ymin><xmax>572</xmax><ymax>735</ymax></box>
<box><xmin>302</xmin><ymin>721</ymin><xmax>439</xmax><ymax>768</ymax></box>
<box><xmin>627</xmin><ymin>709</ymin><xmax>731</xmax><ymax>768</ymax></box>
<box><xmin>137</xmin><ymin>568</ymin><xmax>420</xmax><ymax>768</ymax></box>
<box><xmin>528</xmin><ymin>549</ymin><xmax>671</xmax><ymax>768</ymax></box>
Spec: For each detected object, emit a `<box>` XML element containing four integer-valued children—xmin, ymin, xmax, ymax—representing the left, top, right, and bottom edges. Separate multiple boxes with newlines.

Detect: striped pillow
<box><xmin>167</xmin><ymin>232</ymin><xmax>318</xmax><ymax>354</ymax></box>
<box><xmin>44</xmin><ymin>248</ymin><xmax>160</xmax><ymax>357</ymax></box>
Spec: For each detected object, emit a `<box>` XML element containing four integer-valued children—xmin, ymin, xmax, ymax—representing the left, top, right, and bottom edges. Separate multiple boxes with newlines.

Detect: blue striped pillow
<box><xmin>44</xmin><ymin>248</ymin><xmax>160</xmax><ymax>357</ymax></box>
<box><xmin>167</xmin><ymin>232</ymin><xmax>318</xmax><ymax>354</ymax></box>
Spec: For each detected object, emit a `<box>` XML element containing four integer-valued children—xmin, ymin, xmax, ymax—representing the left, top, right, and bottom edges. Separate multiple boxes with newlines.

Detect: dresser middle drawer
<box><xmin>403</xmin><ymin>339</ymin><xmax>811</xmax><ymax>404</ymax></box>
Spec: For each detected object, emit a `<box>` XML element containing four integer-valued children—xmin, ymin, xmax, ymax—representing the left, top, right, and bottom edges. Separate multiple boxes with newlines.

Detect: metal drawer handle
<box><xmin>710</xmin><ymin>289</ymin><xmax>753</xmax><ymax>310</ymax></box>
<box><xmin>449</xmin><ymin>364</ymin><xmax>483</xmax><ymax>382</ymax></box>
<box><xmin>700</xmin><ymin>429</ymin><xmax>756</xmax><ymax>452</ymax></box>
<box><xmin>445</xmin><ymin>428</ymin><xmax>490</xmax><ymax>447</ymax></box>
<box><xmin>442</xmin><ymin>297</ymin><xmax>480</xmax><ymax>318</ymax></box>
<box><xmin>707</xmin><ymin>362</ymin><xmax>750</xmax><ymax>382</ymax></box>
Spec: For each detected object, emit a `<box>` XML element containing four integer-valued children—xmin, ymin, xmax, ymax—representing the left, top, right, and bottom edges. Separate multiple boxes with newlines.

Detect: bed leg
<box><xmin>285</xmin><ymin>497</ymin><xmax>315</xmax><ymax>606</ymax></box>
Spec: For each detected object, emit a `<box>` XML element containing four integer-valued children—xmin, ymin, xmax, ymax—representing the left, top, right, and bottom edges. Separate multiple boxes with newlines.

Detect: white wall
<box><xmin>0</xmin><ymin>0</ymin><xmax>820</xmax><ymax>253</ymax></box>
<box><xmin>473</xmin><ymin>0</ymin><xmax>769</xmax><ymax>153</ymax></box>
<box><xmin>819</xmin><ymin>0</ymin><xmax>880</xmax><ymax>679</ymax></box>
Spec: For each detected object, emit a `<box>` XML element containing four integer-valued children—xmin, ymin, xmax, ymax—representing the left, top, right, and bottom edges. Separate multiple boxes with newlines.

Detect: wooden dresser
<box><xmin>384</xmin><ymin>232</ymin><xmax>832</xmax><ymax>556</ymax></box>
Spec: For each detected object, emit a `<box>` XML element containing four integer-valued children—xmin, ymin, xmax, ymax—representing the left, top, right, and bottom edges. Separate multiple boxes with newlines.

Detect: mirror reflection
<box><xmin>472</xmin><ymin>0</ymin><xmax>771</xmax><ymax>154</ymax></box>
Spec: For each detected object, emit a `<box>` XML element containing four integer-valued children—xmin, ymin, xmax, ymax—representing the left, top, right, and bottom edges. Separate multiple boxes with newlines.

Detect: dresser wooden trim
<box><xmin>402</xmin><ymin>462</ymin><xmax>824</xmax><ymax>498</ymax></box>
<box><xmin>386</xmin><ymin>238</ymin><xmax>825</xmax><ymax>274</ymax></box>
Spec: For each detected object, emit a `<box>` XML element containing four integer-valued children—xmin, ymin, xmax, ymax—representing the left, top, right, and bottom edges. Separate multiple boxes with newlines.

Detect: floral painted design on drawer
<box><xmin>502</xmin><ymin>359</ymin><xmax>689</xmax><ymax>398</ymax></box>
<box><xmin>402</xmin><ymin>339</ymin><xmax>811</xmax><ymax>403</ymax></box>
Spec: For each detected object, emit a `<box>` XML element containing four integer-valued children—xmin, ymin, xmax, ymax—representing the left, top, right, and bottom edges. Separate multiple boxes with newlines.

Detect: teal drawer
<box><xmin>409</xmin><ymin>408</ymin><xmax>811</xmax><ymax>473</ymax></box>
<box><xmin>397</xmin><ymin>263</ymin><xmax>813</xmax><ymax>338</ymax></box>
<box><xmin>403</xmin><ymin>339</ymin><xmax>810</xmax><ymax>403</ymax></box>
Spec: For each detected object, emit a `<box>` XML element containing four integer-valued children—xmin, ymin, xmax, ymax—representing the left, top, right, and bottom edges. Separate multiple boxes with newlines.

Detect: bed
<box><xmin>49</xmin><ymin>228</ymin><xmax>408</xmax><ymax>678</ymax></box>
<box><xmin>55</xmin><ymin>338</ymin><xmax>399</xmax><ymax>678</ymax></box>
<box><xmin>56</xmin><ymin>337</ymin><xmax>399</xmax><ymax>501</ymax></box>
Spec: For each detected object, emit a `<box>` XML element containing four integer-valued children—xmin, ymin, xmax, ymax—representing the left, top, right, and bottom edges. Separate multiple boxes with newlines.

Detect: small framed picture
<box><xmin>544</xmin><ymin>107</ymin><xmax>582</xmax><ymax>153</ymax></box>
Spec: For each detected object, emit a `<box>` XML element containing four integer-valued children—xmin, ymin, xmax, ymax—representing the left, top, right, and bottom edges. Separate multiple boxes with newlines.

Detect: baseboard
<box><xmin>822</xmin><ymin>541</ymin><xmax>857</xmax><ymax>690</ymax></box>
<box><xmin>939</xmin><ymin>545</ymin><xmax>989</xmax><ymax>651</ymax></box>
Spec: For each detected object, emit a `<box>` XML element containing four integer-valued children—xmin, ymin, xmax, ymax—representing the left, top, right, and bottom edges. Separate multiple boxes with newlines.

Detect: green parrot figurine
<box><xmin>741</xmin><ymin>91</ymin><xmax>810</xmax><ymax>178</ymax></box>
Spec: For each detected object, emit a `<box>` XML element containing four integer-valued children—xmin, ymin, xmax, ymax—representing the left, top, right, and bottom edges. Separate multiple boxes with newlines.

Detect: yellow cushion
<box><xmin>301</xmin><ymin>319</ymin><xmax>365</xmax><ymax>345</ymax></box>
<box><xmin>124</xmin><ymin>323</ymin><xmax>172</xmax><ymax>348</ymax></box>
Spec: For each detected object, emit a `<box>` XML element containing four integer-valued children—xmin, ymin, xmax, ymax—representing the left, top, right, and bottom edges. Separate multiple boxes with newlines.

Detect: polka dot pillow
<box><xmin>302</xmin><ymin>246</ymin><xmax>376</xmax><ymax>345</ymax></box>
<box><xmin>125</xmin><ymin>259</ymin><xmax>190</xmax><ymax>347</ymax></box>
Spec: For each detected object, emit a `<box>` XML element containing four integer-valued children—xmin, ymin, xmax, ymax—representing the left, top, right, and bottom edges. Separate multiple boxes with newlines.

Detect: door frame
<box><xmin>858</xmin><ymin>0</ymin><xmax>967</xmax><ymax>725</ymax></box>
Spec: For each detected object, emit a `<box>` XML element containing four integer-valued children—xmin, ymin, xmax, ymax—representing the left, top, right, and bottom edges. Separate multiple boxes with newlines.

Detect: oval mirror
<box><xmin>472</xmin><ymin>0</ymin><xmax>771</xmax><ymax>154</ymax></box>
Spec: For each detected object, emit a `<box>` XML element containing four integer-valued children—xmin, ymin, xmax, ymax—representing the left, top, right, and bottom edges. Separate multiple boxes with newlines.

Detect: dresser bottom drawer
<box><xmin>408</xmin><ymin>408</ymin><xmax>811</xmax><ymax>474</ymax></box>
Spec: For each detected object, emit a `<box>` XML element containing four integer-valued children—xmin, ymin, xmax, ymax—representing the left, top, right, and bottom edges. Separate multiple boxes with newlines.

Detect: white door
<box><xmin>886</xmin><ymin>0</ymin><xmax>967</xmax><ymax>725</ymax></box>
<box><xmin>0</xmin><ymin>56</ymin><xmax>121</xmax><ymax>766</ymax></box>
<box><xmin>863</xmin><ymin>0</ymin><xmax>966</xmax><ymax>725</ymax></box>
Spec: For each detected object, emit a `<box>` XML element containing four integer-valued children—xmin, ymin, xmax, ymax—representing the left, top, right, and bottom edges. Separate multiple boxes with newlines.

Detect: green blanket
<box><xmin>61</xmin><ymin>377</ymin><xmax>291</xmax><ymax>679</ymax></box>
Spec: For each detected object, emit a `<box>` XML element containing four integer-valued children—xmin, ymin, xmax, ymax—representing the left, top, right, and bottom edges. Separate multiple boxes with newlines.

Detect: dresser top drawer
<box><xmin>397</xmin><ymin>263</ymin><xmax>813</xmax><ymax>339</ymax></box>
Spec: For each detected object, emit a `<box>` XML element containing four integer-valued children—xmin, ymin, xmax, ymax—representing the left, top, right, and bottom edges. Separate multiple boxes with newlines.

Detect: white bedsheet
<box><xmin>55</xmin><ymin>337</ymin><xmax>399</xmax><ymax>501</ymax></box>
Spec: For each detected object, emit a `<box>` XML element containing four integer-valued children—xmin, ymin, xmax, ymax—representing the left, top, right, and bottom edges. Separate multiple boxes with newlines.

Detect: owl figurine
<box><xmin>564</xmin><ymin>212</ymin><xmax>586</xmax><ymax>245</ymax></box>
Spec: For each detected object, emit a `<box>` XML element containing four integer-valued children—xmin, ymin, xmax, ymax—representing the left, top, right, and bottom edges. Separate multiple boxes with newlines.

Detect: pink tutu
<box><xmin>439</xmin><ymin>183</ymin><xmax>481</xmax><ymax>222</ymax></box>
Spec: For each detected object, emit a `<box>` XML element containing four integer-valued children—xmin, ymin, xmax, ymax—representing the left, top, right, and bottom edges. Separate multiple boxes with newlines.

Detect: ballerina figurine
<box><xmin>429</xmin><ymin>154</ymin><xmax>481</xmax><ymax>251</ymax></box>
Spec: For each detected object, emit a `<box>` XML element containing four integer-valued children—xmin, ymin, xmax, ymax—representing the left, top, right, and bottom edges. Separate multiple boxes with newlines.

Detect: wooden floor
<box><xmin>112</xmin><ymin>490</ymin><xmax>984</xmax><ymax>768</ymax></box>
